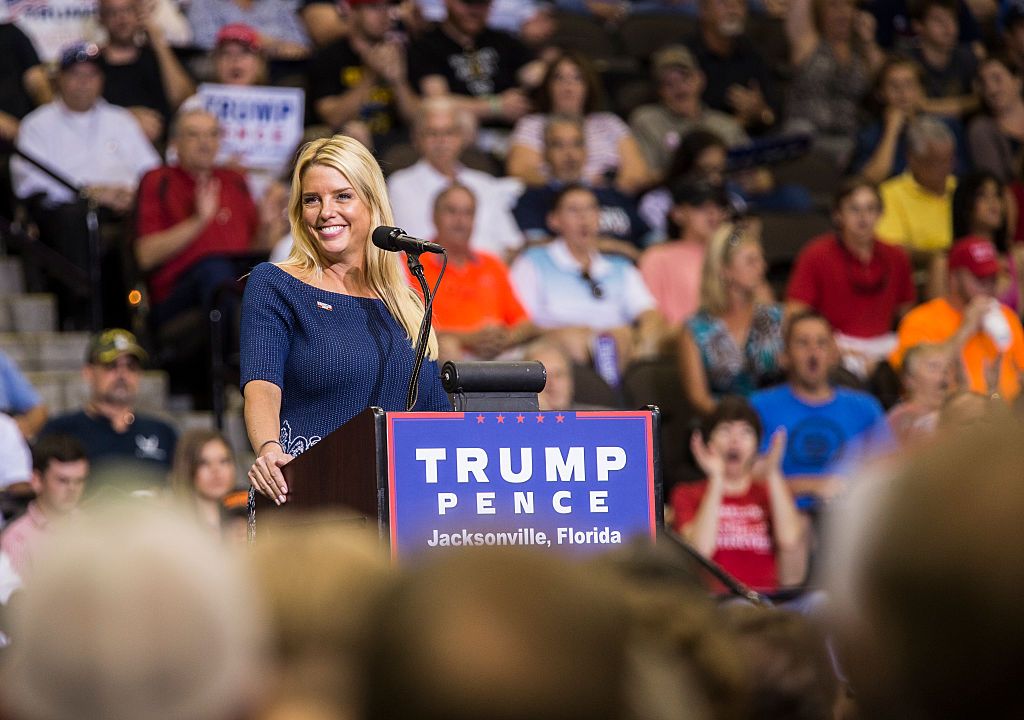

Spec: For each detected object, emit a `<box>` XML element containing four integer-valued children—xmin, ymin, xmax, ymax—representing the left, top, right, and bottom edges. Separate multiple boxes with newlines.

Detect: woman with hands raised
<box><xmin>670</xmin><ymin>397</ymin><xmax>808</xmax><ymax>591</ymax></box>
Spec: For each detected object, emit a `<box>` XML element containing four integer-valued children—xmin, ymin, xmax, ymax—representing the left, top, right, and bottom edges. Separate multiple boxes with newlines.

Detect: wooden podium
<box><xmin>253</xmin><ymin>407</ymin><xmax>389</xmax><ymax>530</ymax></box>
<box><xmin>253</xmin><ymin>407</ymin><xmax>664</xmax><ymax>555</ymax></box>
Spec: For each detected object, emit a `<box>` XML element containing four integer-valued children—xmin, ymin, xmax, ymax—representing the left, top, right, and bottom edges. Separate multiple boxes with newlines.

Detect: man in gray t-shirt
<box><xmin>629</xmin><ymin>44</ymin><xmax>747</xmax><ymax>179</ymax></box>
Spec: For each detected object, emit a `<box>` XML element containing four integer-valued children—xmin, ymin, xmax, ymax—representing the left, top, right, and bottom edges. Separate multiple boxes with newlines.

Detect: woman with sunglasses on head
<box><xmin>677</xmin><ymin>220</ymin><xmax>783</xmax><ymax>416</ymax></box>
<box><xmin>509</xmin><ymin>184</ymin><xmax>666</xmax><ymax>380</ymax></box>
<box><xmin>786</xmin><ymin>178</ymin><xmax>916</xmax><ymax>381</ymax></box>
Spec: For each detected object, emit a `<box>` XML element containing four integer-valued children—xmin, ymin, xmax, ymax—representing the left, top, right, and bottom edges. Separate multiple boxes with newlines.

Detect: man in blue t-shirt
<box><xmin>751</xmin><ymin>311</ymin><xmax>892</xmax><ymax>502</ymax></box>
<box><xmin>39</xmin><ymin>329</ymin><xmax>177</xmax><ymax>492</ymax></box>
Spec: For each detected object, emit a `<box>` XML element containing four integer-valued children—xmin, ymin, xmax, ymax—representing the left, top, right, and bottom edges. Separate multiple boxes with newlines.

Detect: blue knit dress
<box><xmin>240</xmin><ymin>262</ymin><xmax>451</xmax><ymax>457</ymax></box>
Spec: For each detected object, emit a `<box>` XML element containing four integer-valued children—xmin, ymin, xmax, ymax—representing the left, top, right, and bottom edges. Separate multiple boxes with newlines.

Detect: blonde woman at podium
<box><xmin>241</xmin><ymin>135</ymin><xmax>451</xmax><ymax>505</ymax></box>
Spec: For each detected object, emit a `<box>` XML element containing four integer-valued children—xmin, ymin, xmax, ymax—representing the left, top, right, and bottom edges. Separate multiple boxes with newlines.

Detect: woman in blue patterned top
<box><xmin>677</xmin><ymin>220</ymin><xmax>783</xmax><ymax>416</ymax></box>
<box><xmin>242</xmin><ymin>135</ymin><xmax>450</xmax><ymax>504</ymax></box>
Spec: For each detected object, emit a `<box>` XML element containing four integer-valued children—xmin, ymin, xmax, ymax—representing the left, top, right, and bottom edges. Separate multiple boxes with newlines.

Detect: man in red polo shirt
<box><xmin>413</xmin><ymin>184</ymin><xmax>538</xmax><ymax>360</ymax></box>
<box><xmin>786</xmin><ymin>178</ymin><xmax>916</xmax><ymax>379</ymax></box>
<box><xmin>134</xmin><ymin>106</ymin><xmax>276</xmax><ymax>328</ymax></box>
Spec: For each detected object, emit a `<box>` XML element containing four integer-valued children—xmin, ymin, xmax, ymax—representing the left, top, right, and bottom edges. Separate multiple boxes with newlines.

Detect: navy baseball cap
<box><xmin>59</xmin><ymin>41</ymin><xmax>101</xmax><ymax>71</ymax></box>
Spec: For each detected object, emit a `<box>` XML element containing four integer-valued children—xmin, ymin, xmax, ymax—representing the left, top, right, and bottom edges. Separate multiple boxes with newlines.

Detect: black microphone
<box><xmin>372</xmin><ymin>226</ymin><xmax>445</xmax><ymax>255</ymax></box>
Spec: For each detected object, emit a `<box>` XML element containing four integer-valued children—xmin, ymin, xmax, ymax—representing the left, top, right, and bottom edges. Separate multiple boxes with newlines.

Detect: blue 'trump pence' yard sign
<box><xmin>387</xmin><ymin>411</ymin><xmax>657</xmax><ymax>559</ymax></box>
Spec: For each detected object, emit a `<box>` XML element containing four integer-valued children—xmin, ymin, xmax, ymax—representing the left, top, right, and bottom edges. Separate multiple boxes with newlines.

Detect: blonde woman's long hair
<box><xmin>699</xmin><ymin>220</ymin><xmax>760</xmax><ymax>316</ymax></box>
<box><xmin>281</xmin><ymin>135</ymin><xmax>438</xmax><ymax>359</ymax></box>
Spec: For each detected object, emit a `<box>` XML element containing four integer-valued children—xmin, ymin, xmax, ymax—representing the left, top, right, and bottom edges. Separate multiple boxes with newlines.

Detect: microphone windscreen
<box><xmin>372</xmin><ymin>225</ymin><xmax>401</xmax><ymax>251</ymax></box>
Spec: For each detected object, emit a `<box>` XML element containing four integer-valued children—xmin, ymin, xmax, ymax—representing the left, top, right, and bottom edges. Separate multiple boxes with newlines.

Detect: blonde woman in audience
<box><xmin>170</xmin><ymin>428</ymin><xmax>238</xmax><ymax>534</ymax></box>
<box><xmin>677</xmin><ymin>220</ymin><xmax>783</xmax><ymax>416</ymax></box>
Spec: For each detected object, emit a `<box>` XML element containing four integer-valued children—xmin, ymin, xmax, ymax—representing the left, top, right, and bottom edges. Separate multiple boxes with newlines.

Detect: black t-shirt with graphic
<box><xmin>40</xmin><ymin>410</ymin><xmax>178</xmax><ymax>492</ymax></box>
<box><xmin>307</xmin><ymin>36</ymin><xmax>403</xmax><ymax>144</ymax></box>
<box><xmin>407</xmin><ymin>24</ymin><xmax>530</xmax><ymax>99</ymax></box>
<box><xmin>99</xmin><ymin>44</ymin><xmax>171</xmax><ymax>118</ymax></box>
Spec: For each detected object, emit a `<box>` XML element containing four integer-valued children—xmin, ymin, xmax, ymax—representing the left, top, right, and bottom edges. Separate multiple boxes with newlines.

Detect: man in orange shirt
<box><xmin>891</xmin><ymin>237</ymin><xmax>1024</xmax><ymax>400</ymax></box>
<box><xmin>413</xmin><ymin>184</ymin><xmax>539</xmax><ymax>360</ymax></box>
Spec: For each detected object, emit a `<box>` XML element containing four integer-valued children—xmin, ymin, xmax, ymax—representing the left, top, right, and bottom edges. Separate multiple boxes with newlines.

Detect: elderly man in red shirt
<box><xmin>134</xmin><ymin>105</ymin><xmax>279</xmax><ymax>328</ymax></box>
<box><xmin>786</xmin><ymin>178</ymin><xmax>917</xmax><ymax>380</ymax></box>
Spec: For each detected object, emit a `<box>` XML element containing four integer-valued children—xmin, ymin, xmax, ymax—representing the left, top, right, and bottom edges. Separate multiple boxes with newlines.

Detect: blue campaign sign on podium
<box><xmin>386</xmin><ymin>410</ymin><xmax>658</xmax><ymax>559</ymax></box>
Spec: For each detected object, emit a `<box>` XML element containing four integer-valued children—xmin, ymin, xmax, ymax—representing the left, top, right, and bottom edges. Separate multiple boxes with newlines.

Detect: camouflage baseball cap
<box><xmin>87</xmin><ymin>328</ymin><xmax>148</xmax><ymax>365</ymax></box>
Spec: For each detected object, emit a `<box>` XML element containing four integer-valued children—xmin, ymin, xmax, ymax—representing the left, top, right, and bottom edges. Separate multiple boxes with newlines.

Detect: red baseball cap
<box><xmin>216</xmin><ymin>23</ymin><xmax>262</xmax><ymax>52</ymax></box>
<box><xmin>949</xmin><ymin>236</ymin><xmax>1000</xmax><ymax>278</ymax></box>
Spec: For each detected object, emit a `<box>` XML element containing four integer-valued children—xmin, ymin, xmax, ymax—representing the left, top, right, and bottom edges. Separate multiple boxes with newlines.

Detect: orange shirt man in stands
<box><xmin>412</xmin><ymin>184</ymin><xmax>539</xmax><ymax>360</ymax></box>
<box><xmin>891</xmin><ymin>237</ymin><xmax>1024</xmax><ymax>400</ymax></box>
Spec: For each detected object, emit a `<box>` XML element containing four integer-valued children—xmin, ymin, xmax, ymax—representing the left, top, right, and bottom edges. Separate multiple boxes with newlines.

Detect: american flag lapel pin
<box><xmin>316</xmin><ymin>300</ymin><xmax>333</xmax><ymax>311</ymax></box>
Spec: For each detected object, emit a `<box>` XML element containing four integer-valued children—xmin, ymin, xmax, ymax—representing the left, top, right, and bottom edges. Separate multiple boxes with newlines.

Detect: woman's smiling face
<box><xmin>300</xmin><ymin>164</ymin><xmax>371</xmax><ymax>263</ymax></box>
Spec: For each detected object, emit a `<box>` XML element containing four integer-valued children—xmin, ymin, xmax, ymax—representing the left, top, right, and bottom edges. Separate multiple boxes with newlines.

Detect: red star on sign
<box><xmin>535</xmin><ymin>414</ymin><xmax>545</xmax><ymax>423</ymax></box>
<box><xmin>476</xmin><ymin>414</ymin><xmax>485</xmax><ymax>423</ymax></box>
<box><xmin>496</xmin><ymin>414</ymin><xmax>505</xmax><ymax>424</ymax></box>
<box><xmin>516</xmin><ymin>414</ymin><xmax>525</xmax><ymax>423</ymax></box>
<box><xmin>556</xmin><ymin>414</ymin><xmax>565</xmax><ymax>423</ymax></box>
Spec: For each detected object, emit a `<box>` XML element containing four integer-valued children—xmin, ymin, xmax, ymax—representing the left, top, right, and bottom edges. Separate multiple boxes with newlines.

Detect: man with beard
<box><xmin>688</xmin><ymin>0</ymin><xmax>782</xmax><ymax>135</ymax></box>
<box><xmin>39</xmin><ymin>329</ymin><xmax>177</xmax><ymax>487</ymax></box>
<box><xmin>750</xmin><ymin>311</ymin><xmax>891</xmax><ymax>503</ymax></box>
<box><xmin>306</xmin><ymin>0</ymin><xmax>419</xmax><ymax>154</ymax></box>
<box><xmin>96</xmin><ymin>0</ymin><xmax>195</xmax><ymax>142</ymax></box>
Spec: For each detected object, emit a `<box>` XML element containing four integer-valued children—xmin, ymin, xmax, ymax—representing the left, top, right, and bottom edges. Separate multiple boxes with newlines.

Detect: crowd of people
<box><xmin>1</xmin><ymin>0</ymin><xmax>1024</xmax><ymax>717</ymax></box>
<box><xmin>1</xmin><ymin>413</ymin><xmax>1023</xmax><ymax>720</ymax></box>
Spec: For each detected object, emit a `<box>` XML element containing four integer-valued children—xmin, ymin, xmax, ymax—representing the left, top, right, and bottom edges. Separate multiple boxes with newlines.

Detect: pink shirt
<box><xmin>638</xmin><ymin>240</ymin><xmax>705</xmax><ymax>326</ymax></box>
<box><xmin>0</xmin><ymin>501</ymin><xmax>49</xmax><ymax>578</ymax></box>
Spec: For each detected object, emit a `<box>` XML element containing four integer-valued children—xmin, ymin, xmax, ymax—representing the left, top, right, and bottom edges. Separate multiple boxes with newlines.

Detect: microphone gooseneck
<box><xmin>373</xmin><ymin>226</ymin><xmax>447</xmax><ymax>410</ymax></box>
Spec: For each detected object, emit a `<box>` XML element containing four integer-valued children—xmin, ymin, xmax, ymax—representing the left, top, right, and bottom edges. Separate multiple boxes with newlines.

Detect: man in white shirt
<box><xmin>387</xmin><ymin>95</ymin><xmax>524</xmax><ymax>259</ymax></box>
<box><xmin>509</xmin><ymin>185</ymin><xmax>664</xmax><ymax>378</ymax></box>
<box><xmin>13</xmin><ymin>41</ymin><xmax>160</xmax><ymax>210</ymax></box>
<box><xmin>12</xmin><ymin>40</ymin><xmax>160</xmax><ymax>327</ymax></box>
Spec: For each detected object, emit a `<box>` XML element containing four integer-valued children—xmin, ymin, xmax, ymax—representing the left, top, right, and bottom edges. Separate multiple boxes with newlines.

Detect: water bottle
<box><xmin>593</xmin><ymin>333</ymin><xmax>621</xmax><ymax>388</ymax></box>
<box><xmin>983</xmin><ymin>305</ymin><xmax>1013</xmax><ymax>352</ymax></box>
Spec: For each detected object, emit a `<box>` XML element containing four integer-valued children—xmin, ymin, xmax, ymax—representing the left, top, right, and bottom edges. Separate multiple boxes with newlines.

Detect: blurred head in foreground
<box><xmin>826</xmin><ymin>417</ymin><xmax>1024</xmax><ymax>719</ymax></box>
<box><xmin>0</xmin><ymin>503</ymin><xmax>267</xmax><ymax>720</ymax></box>
<box><xmin>247</xmin><ymin>516</ymin><xmax>391</xmax><ymax>719</ymax></box>
<box><xmin>363</xmin><ymin>548</ymin><xmax>632</xmax><ymax>720</ymax></box>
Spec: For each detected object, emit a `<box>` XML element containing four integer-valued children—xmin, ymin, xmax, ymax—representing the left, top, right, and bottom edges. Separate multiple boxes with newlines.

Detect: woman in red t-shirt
<box><xmin>671</xmin><ymin>397</ymin><xmax>808</xmax><ymax>591</ymax></box>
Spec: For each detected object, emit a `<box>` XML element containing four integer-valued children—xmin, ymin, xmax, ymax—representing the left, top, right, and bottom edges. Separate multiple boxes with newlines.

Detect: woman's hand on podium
<box><xmin>248</xmin><ymin>444</ymin><xmax>294</xmax><ymax>505</ymax></box>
